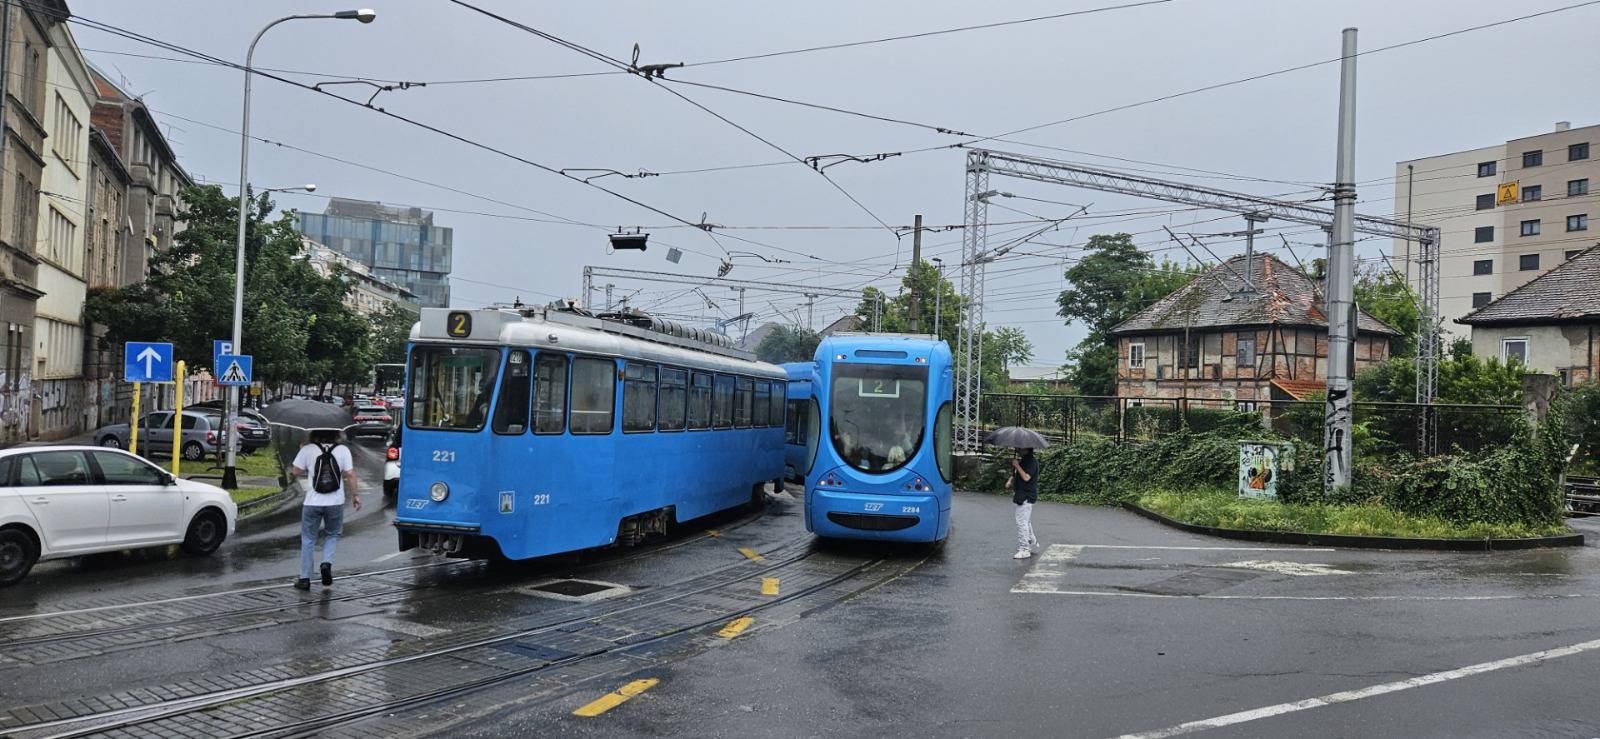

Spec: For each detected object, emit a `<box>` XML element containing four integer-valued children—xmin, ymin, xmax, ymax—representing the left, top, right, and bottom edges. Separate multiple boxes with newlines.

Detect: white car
<box><xmin>0</xmin><ymin>446</ymin><xmax>238</xmax><ymax>586</ymax></box>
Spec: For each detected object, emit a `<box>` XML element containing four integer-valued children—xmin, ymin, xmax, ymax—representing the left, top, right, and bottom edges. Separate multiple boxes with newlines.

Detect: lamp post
<box><xmin>224</xmin><ymin>10</ymin><xmax>374</xmax><ymax>490</ymax></box>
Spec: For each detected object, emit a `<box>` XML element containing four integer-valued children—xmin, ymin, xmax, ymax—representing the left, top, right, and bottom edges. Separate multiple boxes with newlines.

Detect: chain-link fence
<box><xmin>980</xmin><ymin>393</ymin><xmax>1527</xmax><ymax>457</ymax></box>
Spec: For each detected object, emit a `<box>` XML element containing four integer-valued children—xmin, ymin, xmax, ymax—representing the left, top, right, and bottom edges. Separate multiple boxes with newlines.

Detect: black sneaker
<box><xmin>294</xmin><ymin>578</ymin><xmax>311</xmax><ymax>591</ymax></box>
<box><xmin>321</xmin><ymin>562</ymin><xmax>333</xmax><ymax>586</ymax></box>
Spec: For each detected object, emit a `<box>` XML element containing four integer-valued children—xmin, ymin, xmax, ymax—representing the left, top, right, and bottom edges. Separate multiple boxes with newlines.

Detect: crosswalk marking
<box><xmin>1011</xmin><ymin>544</ymin><xmax>1083</xmax><ymax>594</ymax></box>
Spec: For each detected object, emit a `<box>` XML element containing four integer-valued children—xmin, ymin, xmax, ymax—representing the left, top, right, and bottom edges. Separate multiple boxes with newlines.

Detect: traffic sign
<box><xmin>1497</xmin><ymin>180</ymin><xmax>1520</xmax><ymax>205</ymax></box>
<box><xmin>124</xmin><ymin>342</ymin><xmax>174</xmax><ymax>383</ymax></box>
<box><xmin>217</xmin><ymin>355</ymin><xmax>253</xmax><ymax>386</ymax></box>
<box><xmin>213</xmin><ymin>339</ymin><xmax>234</xmax><ymax>369</ymax></box>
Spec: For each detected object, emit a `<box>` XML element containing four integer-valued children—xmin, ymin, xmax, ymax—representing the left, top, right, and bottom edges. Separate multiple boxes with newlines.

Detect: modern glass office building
<box><xmin>296</xmin><ymin>198</ymin><xmax>452</xmax><ymax>307</ymax></box>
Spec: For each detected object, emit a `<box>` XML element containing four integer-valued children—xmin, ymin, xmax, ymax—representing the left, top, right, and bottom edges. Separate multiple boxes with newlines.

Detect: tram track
<box><xmin>4</xmin><ymin>532</ymin><xmax>829</xmax><ymax>739</ymax></box>
<box><xmin>0</xmin><ymin>497</ymin><xmax>779</xmax><ymax>658</ymax></box>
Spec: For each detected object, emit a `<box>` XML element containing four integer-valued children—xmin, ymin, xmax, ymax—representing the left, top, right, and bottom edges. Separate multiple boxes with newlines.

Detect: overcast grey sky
<box><xmin>74</xmin><ymin>0</ymin><xmax>1599</xmax><ymax>364</ymax></box>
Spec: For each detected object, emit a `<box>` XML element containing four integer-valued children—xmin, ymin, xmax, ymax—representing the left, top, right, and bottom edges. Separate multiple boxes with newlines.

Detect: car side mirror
<box><xmin>163</xmin><ymin>473</ymin><xmax>178</xmax><ymax>486</ymax></box>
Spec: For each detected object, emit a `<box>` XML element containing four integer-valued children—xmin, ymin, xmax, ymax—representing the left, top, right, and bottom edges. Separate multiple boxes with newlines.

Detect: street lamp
<box><xmin>225</xmin><ymin>10</ymin><xmax>376</xmax><ymax>490</ymax></box>
<box><xmin>262</xmin><ymin>184</ymin><xmax>318</xmax><ymax>195</ymax></box>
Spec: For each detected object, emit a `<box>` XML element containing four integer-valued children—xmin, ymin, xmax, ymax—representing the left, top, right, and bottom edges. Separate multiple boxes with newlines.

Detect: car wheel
<box><xmin>182</xmin><ymin>441</ymin><xmax>205</xmax><ymax>461</ymax></box>
<box><xmin>180</xmin><ymin>511</ymin><xmax>226</xmax><ymax>556</ymax></box>
<box><xmin>99</xmin><ymin>436</ymin><xmax>122</xmax><ymax>449</ymax></box>
<box><xmin>0</xmin><ymin>527</ymin><xmax>38</xmax><ymax>587</ymax></box>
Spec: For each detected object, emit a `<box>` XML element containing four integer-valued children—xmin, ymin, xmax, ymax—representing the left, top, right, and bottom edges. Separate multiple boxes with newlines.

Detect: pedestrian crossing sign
<box><xmin>217</xmin><ymin>355</ymin><xmax>253</xmax><ymax>386</ymax></box>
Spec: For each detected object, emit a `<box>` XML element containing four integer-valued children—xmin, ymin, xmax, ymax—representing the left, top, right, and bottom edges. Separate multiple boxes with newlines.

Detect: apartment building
<box><xmin>301</xmin><ymin>237</ymin><xmax>420</xmax><ymax>317</ymax></box>
<box><xmin>89</xmin><ymin>66</ymin><xmax>193</xmax><ymax>282</ymax></box>
<box><xmin>1394</xmin><ymin>121</ymin><xmax>1600</xmax><ymax>343</ymax></box>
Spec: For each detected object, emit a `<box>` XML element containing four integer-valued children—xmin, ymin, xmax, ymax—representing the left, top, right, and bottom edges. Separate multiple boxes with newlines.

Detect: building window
<box><xmin>1473</xmin><ymin>259</ymin><xmax>1493</xmax><ymax>275</ymax></box>
<box><xmin>1474</xmin><ymin>226</ymin><xmax>1494</xmax><ymax>243</ymax></box>
<box><xmin>1520</xmin><ymin>219</ymin><xmax>1541</xmax><ymax>237</ymax></box>
<box><xmin>45</xmin><ymin>207</ymin><xmax>77</xmax><ymax>272</ymax></box>
<box><xmin>1475</xmin><ymin>193</ymin><xmax>1494</xmax><ymax>210</ymax></box>
<box><xmin>1571</xmin><ymin>179</ymin><xmax>1589</xmax><ymax>197</ymax></box>
<box><xmin>1569</xmin><ymin>214</ymin><xmax>1588</xmax><ymax>232</ymax></box>
<box><xmin>1236</xmin><ymin>338</ymin><xmax>1256</xmax><ymax>368</ymax></box>
<box><xmin>1477</xmin><ymin>161</ymin><xmax>1496</xmax><ymax>178</ymax></box>
<box><xmin>1520</xmin><ymin>253</ymin><xmax>1541</xmax><ymax>271</ymax></box>
<box><xmin>1523</xmin><ymin>150</ymin><xmax>1543</xmax><ymax>168</ymax></box>
<box><xmin>1567</xmin><ymin>250</ymin><xmax>1583</xmax><ymax>261</ymax></box>
<box><xmin>1572</xmin><ymin>142</ymin><xmax>1591</xmax><ymax>161</ymax></box>
<box><xmin>1471</xmin><ymin>292</ymin><xmax>1492</xmax><ymax>309</ymax></box>
<box><xmin>1523</xmin><ymin>185</ymin><xmax>1542</xmax><ymax>202</ymax></box>
<box><xmin>1181</xmin><ymin>336</ymin><xmax>1200</xmax><ymax>369</ymax></box>
<box><xmin>1128</xmin><ymin>343</ymin><xmax>1145</xmax><ymax>369</ymax></box>
<box><xmin>51</xmin><ymin>95</ymin><xmax>83</xmax><ymax>175</ymax></box>
<box><xmin>1500</xmin><ymin>337</ymin><xmax>1529</xmax><ymax>365</ymax></box>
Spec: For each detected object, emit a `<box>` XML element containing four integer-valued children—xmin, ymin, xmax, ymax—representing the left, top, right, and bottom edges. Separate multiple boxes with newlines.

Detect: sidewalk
<box><xmin>0</xmin><ymin>432</ymin><xmax>97</xmax><ymax>449</ymax></box>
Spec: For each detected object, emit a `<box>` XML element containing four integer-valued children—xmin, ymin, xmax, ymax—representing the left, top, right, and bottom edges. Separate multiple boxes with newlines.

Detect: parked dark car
<box><xmin>350</xmin><ymin>404</ymin><xmax>393</xmax><ymax>438</ymax></box>
<box><xmin>188</xmin><ymin>401</ymin><xmax>272</xmax><ymax>451</ymax></box>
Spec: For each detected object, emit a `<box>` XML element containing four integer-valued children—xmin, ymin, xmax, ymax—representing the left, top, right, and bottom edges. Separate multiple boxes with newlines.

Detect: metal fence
<box><xmin>980</xmin><ymin>393</ymin><xmax>1527</xmax><ymax>457</ymax></box>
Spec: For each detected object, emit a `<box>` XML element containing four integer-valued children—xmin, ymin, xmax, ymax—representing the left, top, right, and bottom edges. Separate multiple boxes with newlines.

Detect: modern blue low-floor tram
<box><xmin>804</xmin><ymin>334</ymin><xmax>954</xmax><ymax>543</ymax></box>
<box><xmin>396</xmin><ymin>306</ymin><xmax>786</xmax><ymax>560</ymax></box>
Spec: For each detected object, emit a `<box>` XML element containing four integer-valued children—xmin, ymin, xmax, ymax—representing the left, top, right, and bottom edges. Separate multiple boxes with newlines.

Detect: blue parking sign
<box><xmin>216</xmin><ymin>355</ymin><xmax>253</xmax><ymax>386</ymax></box>
<box><xmin>124</xmin><ymin>342</ymin><xmax>174</xmax><ymax>383</ymax></box>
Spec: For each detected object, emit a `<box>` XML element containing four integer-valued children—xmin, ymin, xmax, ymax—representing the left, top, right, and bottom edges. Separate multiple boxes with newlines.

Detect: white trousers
<box><xmin>1014</xmin><ymin>501</ymin><xmax>1035</xmax><ymax>550</ymax></box>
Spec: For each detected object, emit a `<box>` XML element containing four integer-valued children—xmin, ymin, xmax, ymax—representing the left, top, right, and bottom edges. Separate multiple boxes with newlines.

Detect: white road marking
<box><xmin>1222</xmin><ymin>560</ymin><xmax>1352</xmax><ymax>577</ymax></box>
<box><xmin>1012</xmin><ymin>545</ymin><xmax>1084</xmax><ymax>594</ymax></box>
<box><xmin>346</xmin><ymin>614</ymin><xmax>449</xmax><ymax>638</ymax></box>
<box><xmin>1108</xmin><ymin>637</ymin><xmax>1600</xmax><ymax>739</ymax></box>
<box><xmin>370</xmin><ymin>550</ymin><xmax>408</xmax><ymax>563</ymax></box>
<box><xmin>1019</xmin><ymin>590</ymin><xmax>1596</xmax><ymax>601</ymax></box>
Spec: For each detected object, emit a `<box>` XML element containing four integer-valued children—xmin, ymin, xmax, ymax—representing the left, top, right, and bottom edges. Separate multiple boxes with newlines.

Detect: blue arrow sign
<box><xmin>124</xmin><ymin>342</ymin><xmax>174</xmax><ymax>383</ymax></box>
<box><xmin>216</xmin><ymin>355</ymin><xmax>253</xmax><ymax>386</ymax></box>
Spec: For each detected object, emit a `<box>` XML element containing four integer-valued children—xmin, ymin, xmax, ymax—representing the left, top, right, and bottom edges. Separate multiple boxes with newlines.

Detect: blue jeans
<box><xmin>300</xmin><ymin>505</ymin><xmax>344</xmax><ymax>580</ymax></box>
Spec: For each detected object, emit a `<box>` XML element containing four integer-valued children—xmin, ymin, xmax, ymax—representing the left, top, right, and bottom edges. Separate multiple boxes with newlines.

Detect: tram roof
<box><xmin>412</xmin><ymin>307</ymin><xmax>786</xmax><ymax>379</ymax></box>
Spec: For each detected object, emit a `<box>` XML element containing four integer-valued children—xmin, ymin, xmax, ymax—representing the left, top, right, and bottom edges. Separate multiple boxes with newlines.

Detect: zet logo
<box><xmin>405</xmin><ymin>499</ymin><xmax>426</xmax><ymax>509</ymax></box>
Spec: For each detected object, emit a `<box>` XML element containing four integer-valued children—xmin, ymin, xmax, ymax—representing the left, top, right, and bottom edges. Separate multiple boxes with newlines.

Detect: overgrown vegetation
<box><xmin>1137</xmin><ymin>488</ymin><xmax>1568</xmax><ymax>539</ymax></box>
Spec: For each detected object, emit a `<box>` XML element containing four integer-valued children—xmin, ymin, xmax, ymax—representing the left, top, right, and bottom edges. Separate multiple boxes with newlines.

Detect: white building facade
<box><xmin>1394</xmin><ymin>122</ymin><xmax>1600</xmax><ymax>345</ymax></box>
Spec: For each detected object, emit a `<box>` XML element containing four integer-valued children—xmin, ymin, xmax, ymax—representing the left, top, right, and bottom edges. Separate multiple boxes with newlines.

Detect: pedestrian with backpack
<box><xmin>290</xmin><ymin>428</ymin><xmax>359</xmax><ymax>590</ymax></box>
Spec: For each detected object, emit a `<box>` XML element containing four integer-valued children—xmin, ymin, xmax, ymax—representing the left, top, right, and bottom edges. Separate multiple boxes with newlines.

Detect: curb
<box><xmin>239</xmin><ymin>481</ymin><xmax>300</xmax><ymax>517</ymax></box>
<box><xmin>1121</xmin><ymin>502</ymin><xmax>1585</xmax><ymax>551</ymax></box>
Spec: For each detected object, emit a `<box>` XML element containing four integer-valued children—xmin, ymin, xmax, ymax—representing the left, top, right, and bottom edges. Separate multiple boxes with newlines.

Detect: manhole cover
<box><xmin>530</xmin><ymin>579</ymin><xmax>614</xmax><ymax>597</ymax></box>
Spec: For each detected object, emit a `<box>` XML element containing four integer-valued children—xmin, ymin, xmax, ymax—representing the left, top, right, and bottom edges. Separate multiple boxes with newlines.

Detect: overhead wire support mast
<box><xmin>955</xmin><ymin>147</ymin><xmax>1442</xmax><ymax>457</ymax></box>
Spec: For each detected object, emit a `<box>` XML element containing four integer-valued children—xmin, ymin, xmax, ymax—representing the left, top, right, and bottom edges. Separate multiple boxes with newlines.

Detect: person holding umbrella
<box><xmin>985</xmin><ymin>426</ymin><xmax>1047</xmax><ymax>559</ymax></box>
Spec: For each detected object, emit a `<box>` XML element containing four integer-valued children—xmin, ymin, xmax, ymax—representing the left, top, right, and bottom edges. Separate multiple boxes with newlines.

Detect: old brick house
<box><xmin>1458</xmin><ymin>244</ymin><xmax>1600</xmax><ymax>387</ymax></box>
<box><xmin>1108</xmin><ymin>254</ymin><xmax>1399</xmax><ymax>403</ymax></box>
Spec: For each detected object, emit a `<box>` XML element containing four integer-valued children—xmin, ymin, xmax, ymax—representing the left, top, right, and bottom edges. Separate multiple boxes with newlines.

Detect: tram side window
<box><xmin>771</xmin><ymin>381</ymin><xmax>786</xmax><ymax>427</ymax></box>
<box><xmin>570</xmin><ymin>357</ymin><xmax>616</xmax><ymax>434</ymax></box>
<box><xmin>659</xmin><ymin>368</ymin><xmax>687</xmax><ymax>431</ymax></box>
<box><xmin>735</xmin><ymin>378</ymin><xmax>753</xmax><ymax>428</ymax></box>
<box><xmin>689</xmin><ymin>372</ymin><xmax>713</xmax><ymax>430</ymax></box>
<box><xmin>623</xmin><ymin>362</ymin><xmax>658</xmax><ymax>433</ymax></box>
<box><xmin>785</xmin><ymin>400</ymin><xmax>806</xmax><ymax>444</ymax></box>
<box><xmin>712</xmin><ymin>375</ymin><xmax>735</xmax><ymax>429</ymax></box>
<box><xmin>533</xmin><ymin>354</ymin><xmax>568</xmax><ymax>435</ymax></box>
<box><xmin>753</xmin><ymin>382</ymin><xmax>771</xmax><ymax>427</ymax></box>
<box><xmin>408</xmin><ymin>346</ymin><xmax>500</xmax><ymax>431</ymax></box>
<box><xmin>491</xmin><ymin>350</ymin><xmax>533</xmax><ymax>434</ymax></box>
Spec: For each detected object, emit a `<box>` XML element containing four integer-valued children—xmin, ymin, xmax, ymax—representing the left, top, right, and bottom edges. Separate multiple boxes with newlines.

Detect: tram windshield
<box><xmin>408</xmin><ymin>345</ymin><xmax>501</xmax><ymax>431</ymax></box>
<box><xmin>829</xmin><ymin>363</ymin><xmax>927</xmax><ymax>474</ymax></box>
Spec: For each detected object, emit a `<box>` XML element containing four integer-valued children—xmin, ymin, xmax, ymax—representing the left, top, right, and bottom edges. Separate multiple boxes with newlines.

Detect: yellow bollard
<box><xmin>171</xmin><ymin>360</ymin><xmax>185</xmax><ymax>477</ymax></box>
<box><xmin>129</xmin><ymin>382</ymin><xmax>141</xmax><ymax>455</ymax></box>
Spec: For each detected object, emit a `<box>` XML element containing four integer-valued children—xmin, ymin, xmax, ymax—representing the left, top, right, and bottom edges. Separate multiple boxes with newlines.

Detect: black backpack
<box><xmin>312</xmin><ymin>443</ymin><xmax>342</xmax><ymax>494</ymax></box>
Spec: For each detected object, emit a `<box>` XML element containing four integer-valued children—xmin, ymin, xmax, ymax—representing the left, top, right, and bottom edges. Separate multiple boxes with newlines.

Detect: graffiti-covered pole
<box><xmin>1324</xmin><ymin>27</ymin><xmax>1358</xmax><ymax>491</ymax></box>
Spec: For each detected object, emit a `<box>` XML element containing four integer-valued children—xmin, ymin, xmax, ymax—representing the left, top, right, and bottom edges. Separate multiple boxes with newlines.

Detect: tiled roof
<box><xmin>1108</xmin><ymin>254</ymin><xmax>1400</xmax><ymax>337</ymax></box>
<box><xmin>1271</xmin><ymin>378</ymin><xmax>1327</xmax><ymax>400</ymax></box>
<box><xmin>1457</xmin><ymin>244</ymin><xmax>1600</xmax><ymax>325</ymax></box>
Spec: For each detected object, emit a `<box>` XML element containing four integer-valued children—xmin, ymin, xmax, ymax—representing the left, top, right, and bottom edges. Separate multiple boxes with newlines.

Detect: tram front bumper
<box><xmin>808</xmin><ymin>488</ymin><xmax>947</xmax><ymax>542</ymax></box>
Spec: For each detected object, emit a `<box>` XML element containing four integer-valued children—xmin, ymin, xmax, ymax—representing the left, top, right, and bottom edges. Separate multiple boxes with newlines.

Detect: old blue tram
<box><xmin>396</xmin><ymin>307</ymin><xmax>786</xmax><ymax>560</ymax></box>
<box><xmin>779</xmin><ymin>361</ymin><xmax>815</xmax><ymax>483</ymax></box>
<box><xmin>804</xmin><ymin>334</ymin><xmax>954</xmax><ymax>543</ymax></box>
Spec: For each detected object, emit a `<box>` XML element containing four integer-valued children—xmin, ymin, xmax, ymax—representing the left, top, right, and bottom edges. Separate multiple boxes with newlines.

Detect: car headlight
<box><xmin>429</xmin><ymin>482</ymin><xmax>449</xmax><ymax>502</ymax></box>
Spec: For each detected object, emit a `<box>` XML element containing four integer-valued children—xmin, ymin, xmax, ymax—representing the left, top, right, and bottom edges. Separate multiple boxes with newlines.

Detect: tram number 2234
<box><xmin>432</xmin><ymin>450</ymin><xmax>456</xmax><ymax>463</ymax></box>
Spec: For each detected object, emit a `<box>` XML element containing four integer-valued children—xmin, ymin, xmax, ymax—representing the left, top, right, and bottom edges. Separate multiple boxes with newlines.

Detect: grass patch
<box><xmin>230</xmin><ymin>486</ymin><xmax>282</xmax><ymax>506</ymax></box>
<box><xmin>1138</xmin><ymin>487</ymin><xmax>1570</xmax><ymax>540</ymax></box>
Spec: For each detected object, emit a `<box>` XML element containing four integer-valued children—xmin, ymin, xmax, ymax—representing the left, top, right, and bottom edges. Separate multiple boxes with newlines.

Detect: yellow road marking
<box><xmin>706</xmin><ymin>529</ymin><xmax>721</xmax><ymax>538</ymax></box>
<box><xmin>738</xmin><ymin>547</ymin><xmax>764</xmax><ymax>561</ymax></box>
<box><xmin>572</xmin><ymin>678</ymin><xmax>659</xmax><ymax>717</ymax></box>
<box><xmin>718</xmin><ymin>616</ymin><xmax>754</xmax><ymax>639</ymax></box>
<box><xmin>760</xmin><ymin>577</ymin><xmax>780</xmax><ymax>596</ymax></box>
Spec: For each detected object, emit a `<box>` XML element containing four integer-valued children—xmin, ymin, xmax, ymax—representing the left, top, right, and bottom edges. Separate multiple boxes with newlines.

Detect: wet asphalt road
<box><xmin>6</xmin><ymin>485</ymin><xmax>1600</xmax><ymax>738</ymax></box>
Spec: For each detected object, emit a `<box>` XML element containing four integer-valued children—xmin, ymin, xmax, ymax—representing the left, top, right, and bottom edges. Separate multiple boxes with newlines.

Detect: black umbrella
<box><xmin>983</xmin><ymin>426</ymin><xmax>1050</xmax><ymax>449</ymax></box>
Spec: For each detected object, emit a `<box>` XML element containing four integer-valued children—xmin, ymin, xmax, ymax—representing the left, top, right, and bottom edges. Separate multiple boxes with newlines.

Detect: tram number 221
<box><xmin>432</xmin><ymin>450</ymin><xmax>456</xmax><ymax>463</ymax></box>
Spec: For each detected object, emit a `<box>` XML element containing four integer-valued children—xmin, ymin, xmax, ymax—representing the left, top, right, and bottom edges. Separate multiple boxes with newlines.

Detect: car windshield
<box><xmin>829</xmin><ymin>363</ymin><xmax>928</xmax><ymax>474</ymax></box>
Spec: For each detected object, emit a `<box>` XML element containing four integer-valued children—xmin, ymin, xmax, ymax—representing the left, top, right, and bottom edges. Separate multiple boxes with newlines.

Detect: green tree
<box><xmin>755</xmin><ymin>325</ymin><xmax>822</xmax><ymax>364</ymax></box>
<box><xmin>86</xmin><ymin>185</ymin><xmax>371</xmax><ymax>387</ymax></box>
<box><xmin>1354</xmin><ymin>265</ymin><xmax>1420</xmax><ymax>358</ymax></box>
<box><xmin>369</xmin><ymin>303</ymin><xmax>419</xmax><ymax>366</ymax></box>
<box><xmin>850</xmin><ymin>259</ymin><xmax>1027</xmax><ymax>391</ymax></box>
<box><xmin>1055</xmin><ymin>233</ymin><xmax>1197</xmax><ymax>395</ymax></box>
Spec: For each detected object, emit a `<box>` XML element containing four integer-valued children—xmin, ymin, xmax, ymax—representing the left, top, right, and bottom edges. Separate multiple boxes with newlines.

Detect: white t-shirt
<box><xmin>293</xmin><ymin>443</ymin><xmax>355</xmax><ymax>507</ymax></box>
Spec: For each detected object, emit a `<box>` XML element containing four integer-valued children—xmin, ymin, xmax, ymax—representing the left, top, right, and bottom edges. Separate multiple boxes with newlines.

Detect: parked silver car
<box><xmin>94</xmin><ymin>411</ymin><xmax>224</xmax><ymax>461</ymax></box>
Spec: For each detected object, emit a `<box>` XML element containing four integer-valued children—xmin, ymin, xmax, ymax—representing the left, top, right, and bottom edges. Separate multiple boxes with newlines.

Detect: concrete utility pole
<box><xmin>1324</xmin><ymin>27</ymin><xmax>1359</xmax><ymax>491</ymax></box>
<box><xmin>908</xmin><ymin>214</ymin><xmax>923</xmax><ymax>333</ymax></box>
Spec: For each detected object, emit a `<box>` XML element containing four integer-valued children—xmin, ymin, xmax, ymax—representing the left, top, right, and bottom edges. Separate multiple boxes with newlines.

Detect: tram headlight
<box><xmin>429</xmin><ymin>481</ymin><xmax>450</xmax><ymax>502</ymax></box>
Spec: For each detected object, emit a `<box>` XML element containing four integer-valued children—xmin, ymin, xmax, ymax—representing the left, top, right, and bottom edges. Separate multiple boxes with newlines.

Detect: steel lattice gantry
<box><xmin>954</xmin><ymin>148</ymin><xmax>1443</xmax><ymax>453</ymax></box>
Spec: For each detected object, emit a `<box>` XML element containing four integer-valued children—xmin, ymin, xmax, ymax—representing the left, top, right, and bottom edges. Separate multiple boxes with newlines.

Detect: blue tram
<box><xmin>396</xmin><ymin>307</ymin><xmax>786</xmax><ymax>560</ymax></box>
<box><xmin>779</xmin><ymin>362</ymin><xmax>815</xmax><ymax>483</ymax></box>
<box><xmin>803</xmin><ymin>334</ymin><xmax>954</xmax><ymax>543</ymax></box>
